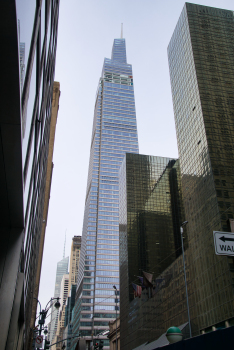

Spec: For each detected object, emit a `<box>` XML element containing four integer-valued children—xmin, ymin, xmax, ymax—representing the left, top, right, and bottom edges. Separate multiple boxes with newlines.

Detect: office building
<box><xmin>63</xmin><ymin>284</ymin><xmax>76</xmax><ymax>350</ymax></box>
<box><xmin>30</xmin><ymin>81</ymin><xmax>61</xmax><ymax>335</ymax></box>
<box><xmin>71</xmin><ymin>37</ymin><xmax>139</xmax><ymax>349</ymax></box>
<box><xmin>51</xmin><ymin>274</ymin><xmax>70</xmax><ymax>350</ymax></box>
<box><xmin>68</xmin><ymin>236</ymin><xmax>82</xmax><ymax>294</ymax></box>
<box><xmin>60</xmin><ymin>274</ymin><xmax>70</xmax><ymax>306</ymax></box>
<box><xmin>119</xmin><ymin>153</ymin><xmax>186</xmax><ymax>349</ymax></box>
<box><xmin>168</xmin><ymin>1</ymin><xmax>234</xmax><ymax>336</ymax></box>
<box><xmin>49</xmin><ymin>257</ymin><xmax>69</xmax><ymax>343</ymax></box>
<box><xmin>0</xmin><ymin>1</ymin><xmax>60</xmax><ymax>349</ymax></box>
<box><xmin>61</xmin><ymin>236</ymin><xmax>82</xmax><ymax>350</ymax></box>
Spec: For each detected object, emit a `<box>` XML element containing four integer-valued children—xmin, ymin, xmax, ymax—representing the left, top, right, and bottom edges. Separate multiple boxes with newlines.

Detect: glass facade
<box><xmin>72</xmin><ymin>39</ymin><xmax>139</xmax><ymax>349</ymax></box>
<box><xmin>168</xmin><ymin>2</ymin><xmax>234</xmax><ymax>337</ymax></box>
<box><xmin>1</xmin><ymin>2</ymin><xmax>60</xmax><ymax>349</ymax></box>
<box><xmin>17</xmin><ymin>0</ymin><xmax>60</xmax><ymax>346</ymax></box>
<box><xmin>49</xmin><ymin>256</ymin><xmax>69</xmax><ymax>342</ymax></box>
<box><xmin>119</xmin><ymin>153</ymin><xmax>186</xmax><ymax>350</ymax></box>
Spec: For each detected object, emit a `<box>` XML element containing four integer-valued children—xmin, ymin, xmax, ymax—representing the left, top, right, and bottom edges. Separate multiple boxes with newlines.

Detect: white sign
<box><xmin>35</xmin><ymin>335</ymin><xmax>43</xmax><ymax>348</ymax></box>
<box><xmin>213</xmin><ymin>231</ymin><xmax>234</xmax><ymax>256</ymax></box>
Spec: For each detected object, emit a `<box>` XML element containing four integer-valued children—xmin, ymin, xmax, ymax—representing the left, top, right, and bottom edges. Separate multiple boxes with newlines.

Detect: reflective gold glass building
<box><xmin>168</xmin><ymin>1</ymin><xmax>234</xmax><ymax>337</ymax></box>
<box><xmin>119</xmin><ymin>153</ymin><xmax>186</xmax><ymax>349</ymax></box>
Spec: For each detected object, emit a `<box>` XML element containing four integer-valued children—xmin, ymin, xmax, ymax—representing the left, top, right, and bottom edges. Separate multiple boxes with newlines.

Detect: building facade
<box><xmin>0</xmin><ymin>1</ymin><xmax>60</xmax><ymax>349</ymax></box>
<box><xmin>119</xmin><ymin>153</ymin><xmax>186</xmax><ymax>349</ymax></box>
<box><xmin>30</xmin><ymin>81</ymin><xmax>61</xmax><ymax>338</ymax></box>
<box><xmin>108</xmin><ymin>317</ymin><xmax>120</xmax><ymax>350</ymax></box>
<box><xmin>68</xmin><ymin>236</ymin><xmax>82</xmax><ymax>294</ymax></box>
<box><xmin>51</xmin><ymin>274</ymin><xmax>70</xmax><ymax>350</ymax></box>
<box><xmin>49</xmin><ymin>257</ymin><xmax>69</xmax><ymax>343</ymax></box>
<box><xmin>71</xmin><ymin>38</ymin><xmax>139</xmax><ymax>349</ymax></box>
<box><xmin>168</xmin><ymin>2</ymin><xmax>234</xmax><ymax>336</ymax></box>
<box><xmin>61</xmin><ymin>236</ymin><xmax>82</xmax><ymax>350</ymax></box>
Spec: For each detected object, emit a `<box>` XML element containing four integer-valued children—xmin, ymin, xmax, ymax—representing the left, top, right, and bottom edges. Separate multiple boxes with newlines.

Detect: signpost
<box><xmin>35</xmin><ymin>335</ymin><xmax>43</xmax><ymax>348</ymax></box>
<box><xmin>213</xmin><ymin>231</ymin><xmax>234</xmax><ymax>256</ymax></box>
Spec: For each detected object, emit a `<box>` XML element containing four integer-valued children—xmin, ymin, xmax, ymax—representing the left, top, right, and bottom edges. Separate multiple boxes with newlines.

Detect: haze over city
<box><xmin>39</xmin><ymin>0</ymin><xmax>234</xmax><ymax>309</ymax></box>
<box><xmin>2</xmin><ymin>1</ymin><xmax>234</xmax><ymax>349</ymax></box>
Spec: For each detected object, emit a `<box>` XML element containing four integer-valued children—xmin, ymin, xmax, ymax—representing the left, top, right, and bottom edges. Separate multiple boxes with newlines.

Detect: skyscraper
<box><xmin>49</xmin><ymin>256</ymin><xmax>69</xmax><ymax>343</ymax></box>
<box><xmin>63</xmin><ymin>236</ymin><xmax>82</xmax><ymax>350</ymax></box>
<box><xmin>168</xmin><ymin>2</ymin><xmax>234</xmax><ymax>336</ymax></box>
<box><xmin>72</xmin><ymin>37</ymin><xmax>139</xmax><ymax>349</ymax></box>
<box><xmin>119</xmin><ymin>153</ymin><xmax>186</xmax><ymax>349</ymax></box>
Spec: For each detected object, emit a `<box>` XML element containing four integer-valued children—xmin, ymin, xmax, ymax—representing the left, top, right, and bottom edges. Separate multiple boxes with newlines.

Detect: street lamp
<box><xmin>113</xmin><ymin>286</ymin><xmax>118</xmax><ymax>350</ymax></box>
<box><xmin>180</xmin><ymin>221</ymin><xmax>192</xmax><ymax>338</ymax></box>
<box><xmin>34</xmin><ymin>297</ymin><xmax>61</xmax><ymax>336</ymax></box>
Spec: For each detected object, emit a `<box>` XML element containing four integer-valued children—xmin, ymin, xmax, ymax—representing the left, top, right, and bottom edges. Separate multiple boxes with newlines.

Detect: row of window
<box><xmin>99</xmin><ymin>208</ymin><xmax>119</xmax><ymax>214</ymax></box>
<box><xmin>98</xmin><ymin>201</ymin><xmax>119</xmax><ymax>207</ymax></box>
<box><xmin>96</xmin><ymin>265</ymin><xmax>119</xmax><ymax>270</ymax></box>
<box><xmin>86</xmin><ymin>249</ymin><xmax>119</xmax><ymax>255</ymax></box>
<box><xmin>102</xmin><ymin>129</ymin><xmax>138</xmax><ymax>138</ymax></box>
<box><xmin>95</xmin><ymin>305</ymin><xmax>116</xmax><ymax>310</ymax></box>
<box><xmin>102</xmin><ymin>110</ymin><xmax>136</xmax><ymax>119</ymax></box>
<box><xmin>101</xmin><ymin>146</ymin><xmax>138</xmax><ymax>154</ymax></box>
<box><xmin>98</xmin><ymin>234</ymin><xmax>119</xmax><ymax>239</ymax></box>
<box><xmin>103</xmin><ymin>114</ymin><xmax>136</xmax><ymax>122</ymax></box>
<box><xmin>98</xmin><ymin>214</ymin><xmax>119</xmax><ymax>220</ymax></box>
<box><xmin>96</xmin><ymin>277</ymin><xmax>119</xmax><ymax>282</ymax></box>
<box><xmin>100</xmin><ymin>139</ymin><xmax>138</xmax><ymax>147</ymax></box>
<box><xmin>80</xmin><ymin>321</ymin><xmax>109</xmax><ymax>327</ymax></box>
<box><xmin>104</xmin><ymin>88</ymin><xmax>134</xmax><ymax>96</ymax></box>
<box><xmin>97</xmin><ymin>254</ymin><xmax>119</xmax><ymax>259</ymax></box>
<box><xmin>97</xmin><ymin>227</ymin><xmax>119</xmax><ymax>232</ymax></box>
<box><xmin>99</xmin><ymin>193</ymin><xmax>118</xmax><ymax>199</ymax></box>
<box><xmin>96</xmin><ymin>271</ymin><xmax>119</xmax><ymax>276</ymax></box>
<box><xmin>96</xmin><ymin>283</ymin><xmax>119</xmax><ymax>289</ymax></box>
<box><xmin>103</xmin><ymin>107</ymin><xmax>136</xmax><ymax>115</ymax></box>
<box><xmin>86</xmin><ymin>233</ymin><xmax>119</xmax><ymax>240</ymax></box>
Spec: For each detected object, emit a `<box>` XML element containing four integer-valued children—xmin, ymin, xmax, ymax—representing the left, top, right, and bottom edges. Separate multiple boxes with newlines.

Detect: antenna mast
<box><xmin>121</xmin><ymin>23</ymin><xmax>123</xmax><ymax>39</ymax></box>
<box><xmin>63</xmin><ymin>230</ymin><xmax>67</xmax><ymax>258</ymax></box>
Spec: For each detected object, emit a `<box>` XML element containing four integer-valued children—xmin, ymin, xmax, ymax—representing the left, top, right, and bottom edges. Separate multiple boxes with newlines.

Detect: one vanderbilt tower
<box><xmin>72</xmin><ymin>35</ymin><xmax>139</xmax><ymax>349</ymax></box>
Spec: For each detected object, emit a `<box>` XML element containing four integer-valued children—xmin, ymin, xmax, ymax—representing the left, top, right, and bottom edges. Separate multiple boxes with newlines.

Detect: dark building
<box><xmin>0</xmin><ymin>1</ymin><xmax>60</xmax><ymax>349</ymax></box>
<box><xmin>168</xmin><ymin>1</ymin><xmax>234</xmax><ymax>337</ymax></box>
<box><xmin>119</xmin><ymin>153</ymin><xmax>186</xmax><ymax>350</ymax></box>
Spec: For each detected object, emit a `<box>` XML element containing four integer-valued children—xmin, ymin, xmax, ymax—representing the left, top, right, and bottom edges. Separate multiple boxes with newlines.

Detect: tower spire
<box><xmin>121</xmin><ymin>23</ymin><xmax>123</xmax><ymax>39</ymax></box>
<box><xmin>63</xmin><ymin>230</ymin><xmax>66</xmax><ymax>258</ymax></box>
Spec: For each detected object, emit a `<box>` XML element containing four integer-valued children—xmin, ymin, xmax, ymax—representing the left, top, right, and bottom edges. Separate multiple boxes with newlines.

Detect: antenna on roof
<box><xmin>121</xmin><ymin>23</ymin><xmax>123</xmax><ymax>39</ymax></box>
<box><xmin>63</xmin><ymin>230</ymin><xmax>67</xmax><ymax>258</ymax></box>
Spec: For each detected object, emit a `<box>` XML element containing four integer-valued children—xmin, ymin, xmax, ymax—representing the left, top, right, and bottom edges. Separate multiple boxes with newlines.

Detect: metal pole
<box><xmin>113</xmin><ymin>286</ymin><xmax>118</xmax><ymax>350</ymax></box>
<box><xmin>91</xmin><ymin>315</ymin><xmax>94</xmax><ymax>350</ymax></box>
<box><xmin>115</xmin><ymin>289</ymin><xmax>117</xmax><ymax>350</ymax></box>
<box><xmin>180</xmin><ymin>226</ymin><xmax>192</xmax><ymax>338</ymax></box>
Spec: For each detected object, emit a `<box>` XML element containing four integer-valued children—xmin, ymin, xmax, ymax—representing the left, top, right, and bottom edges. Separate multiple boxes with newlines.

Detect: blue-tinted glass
<box><xmin>74</xmin><ymin>38</ymin><xmax>138</xmax><ymax>345</ymax></box>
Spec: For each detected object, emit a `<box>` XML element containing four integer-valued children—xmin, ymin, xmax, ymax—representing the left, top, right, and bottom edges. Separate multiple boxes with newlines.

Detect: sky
<box><xmin>39</xmin><ymin>0</ymin><xmax>234</xmax><ymax>316</ymax></box>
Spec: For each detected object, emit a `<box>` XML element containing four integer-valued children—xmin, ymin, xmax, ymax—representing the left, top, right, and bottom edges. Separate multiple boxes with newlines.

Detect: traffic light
<box><xmin>99</xmin><ymin>340</ymin><xmax>104</xmax><ymax>350</ymax></box>
<box><xmin>94</xmin><ymin>342</ymin><xmax>99</xmax><ymax>350</ymax></box>
<box><xmin>44</xmin><ymin>339</ymin><xmax>50</xmax><ymax>350</ymax></box>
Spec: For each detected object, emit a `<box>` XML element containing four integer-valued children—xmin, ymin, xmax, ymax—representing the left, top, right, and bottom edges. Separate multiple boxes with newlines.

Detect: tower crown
<box><xmin>111</xmin><ymin>39</ymin><xmax>127</xmax><ymax>64</ymax></box>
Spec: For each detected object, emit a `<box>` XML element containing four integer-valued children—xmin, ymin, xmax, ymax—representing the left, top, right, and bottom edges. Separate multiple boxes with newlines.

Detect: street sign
<box><xmin>35</xmin><ymin>335</ymin><xmax>43</xmax><ymax>348</ymax></box>
<box><xmin>213</xmin><ymin>231</ymin><xmax>234</xmax><ymax>256</ymax></box>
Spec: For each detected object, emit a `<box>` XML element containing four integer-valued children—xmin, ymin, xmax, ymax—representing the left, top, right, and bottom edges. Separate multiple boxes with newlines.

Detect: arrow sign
<box><xmin>214</xmin><ymin>231</ymin><xmax>234</xmax><ymax>256</ymax></box>
<box><xmin>219</xmin><ymin>236</ymin><xmax>234</xmax><ymax>242</ymax></box>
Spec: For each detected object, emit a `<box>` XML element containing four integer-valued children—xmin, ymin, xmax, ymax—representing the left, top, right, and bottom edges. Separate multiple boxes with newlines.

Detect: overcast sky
<box><xmin>39</xmin><ymin>0</ymin><xmax>234</xmax><ymax>315</ymax></box>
